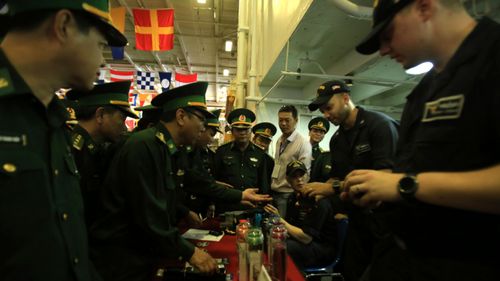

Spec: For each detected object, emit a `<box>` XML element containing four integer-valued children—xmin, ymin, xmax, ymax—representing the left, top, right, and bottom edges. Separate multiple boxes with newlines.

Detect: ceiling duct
<box><xmin>329</xmin><ymin>0</ymin><xmax>373</xmax><ymax>20</ymax></box>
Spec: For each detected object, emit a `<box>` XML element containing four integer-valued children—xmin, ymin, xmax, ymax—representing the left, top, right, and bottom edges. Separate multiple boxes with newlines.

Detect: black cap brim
<box><xmin>94</xmin><ymin>17</ymin><xmax>128</xmax><ymax>47</ymax></box>
<box><xmin>117</xmin><ymin>106</ymin><xmax>139</xmax><ymax>119</ymax></box>
<box><xmin>191</xmin><ymin>107</ymin><xmax>216</xmax><ymax>119</ymax></box>
<box><xmin>308</xmin><ymin>94</ymin><xmax>333</xmax><ymax>111</ymax></box>
<box><xmin>355</xmin><ymin>18</ymin><xmax>391</xmax><ymax>55</ymax></box>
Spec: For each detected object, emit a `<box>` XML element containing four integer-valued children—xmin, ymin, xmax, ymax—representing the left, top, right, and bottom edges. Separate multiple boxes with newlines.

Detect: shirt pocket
<box><xmin>352</xmin><ymin>142</ymin><xmax>372</xmax><ymax>167</ymax></box>
<box><xmin>222</xmin><ymin>155</ymin><xmax>235</xmax><ymax>167</ymax></box>
<box><xmin>0</xmin><ymin>150</ymin><xmax>53</xmax><ymax>233</ymax></box>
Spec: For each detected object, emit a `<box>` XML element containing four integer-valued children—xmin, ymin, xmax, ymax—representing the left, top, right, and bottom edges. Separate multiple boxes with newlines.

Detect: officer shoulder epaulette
<box><xmin>72</xmin><ymin>133</ymin><xmax>84</xmax><ymax>151</ymax></box>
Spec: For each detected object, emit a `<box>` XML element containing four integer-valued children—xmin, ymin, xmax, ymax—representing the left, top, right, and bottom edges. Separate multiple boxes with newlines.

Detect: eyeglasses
<box><xmin>184</xmin><ymin>108</ymin><xmax>206</xmax><ymax>123</ymax></box>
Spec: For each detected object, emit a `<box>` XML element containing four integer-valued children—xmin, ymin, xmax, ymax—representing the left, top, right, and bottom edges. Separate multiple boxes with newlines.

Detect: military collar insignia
<box><xmin>176</xmin><ymin>169</ymin><xmax>185</xmax><ymax>176</ymax></box>
<box><xmin>166</xmin><ymin>139</ymin><xmax>177</xmax><ymax>154</ymax></box>
<box><xmin>0</xmin><ymin>68</ymin><xmax>14</xmax><ymax>96</ymax></box>
<box><xmin>155</xmin><ymin>131</ymin><xmax>166</xmax><ymax>144</ymax></box>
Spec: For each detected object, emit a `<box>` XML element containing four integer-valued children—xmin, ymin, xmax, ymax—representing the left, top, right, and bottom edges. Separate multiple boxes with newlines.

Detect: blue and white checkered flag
<box><xmin>136</xmin><ymin>71</ymin><xmax>156</xmax><ymax>91</ymax></box>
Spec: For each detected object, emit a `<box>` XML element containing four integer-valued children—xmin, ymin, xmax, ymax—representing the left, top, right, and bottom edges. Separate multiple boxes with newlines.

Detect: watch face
<box><xmin>399</xmin><ymin>175</ymin><xmax>417</xmax><ymax>193</ymax></box>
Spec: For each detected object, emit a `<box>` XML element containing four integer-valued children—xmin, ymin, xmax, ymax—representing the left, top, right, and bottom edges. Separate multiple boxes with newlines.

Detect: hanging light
<box><xmin>406</xmin><ymin>62</ymin><xmax>433</xmax><ymax>75</ymax></box>
<box><xmin>223</xmin><ymin>69</ymin><xmax>229</xmax><ymax>76</ymax></box>
<box><xmin>197</xmin><ymin>0</ymin><xmax>207</xmax><ymax>4</ymax></box>
<box><xmin>225</xmin><ymin>40</ymin><xmax>233</xmax><ymax>52</ymax></box>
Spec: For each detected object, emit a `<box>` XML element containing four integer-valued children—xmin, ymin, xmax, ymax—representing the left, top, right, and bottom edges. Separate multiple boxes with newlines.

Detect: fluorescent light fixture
<box><xmin>197</xmin><ymin>0</ymin><xmax>207</xmax><ymax>4</ymax></box>
<box><xmin>405</xmin><ymin>62</ymin><xmax>433</xmax><ymax>75</ymax></box>
<box><xmin>225</xmin><ymin>40</ymin><xmax>233</xmax><ymax>52</ymax></box>
<box><xmin>223</xmin><ymin>69</ymin><xmax>229</xmax><ymax>76</ymax></box>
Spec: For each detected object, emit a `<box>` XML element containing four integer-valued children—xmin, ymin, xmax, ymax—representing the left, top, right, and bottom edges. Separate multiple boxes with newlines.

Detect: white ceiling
<box><xmin>261</xmin><ymin>0</ymin><xmax>500</xmax><ymax>120</ymax></box>
<box><xmin>104</xmin><ymin>0</ymin><xmax>238</xmax><ymax>86</ymax></box>
<box><xmin>104</xmin><ymin>0</ymin><xmax>500</xmax><ymax>120</ymax></box>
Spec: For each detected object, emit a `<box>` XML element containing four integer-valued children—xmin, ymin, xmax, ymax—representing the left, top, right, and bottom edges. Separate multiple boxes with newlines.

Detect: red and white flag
<box><xmin>175</xmin><ymin>72</ymin><xmax>197</xmax><ymax>87</ymax></box>
<box><xmin>110</xmin><ymin>69</ymin><xmax>134</xmax><ymax>82</ymax></box>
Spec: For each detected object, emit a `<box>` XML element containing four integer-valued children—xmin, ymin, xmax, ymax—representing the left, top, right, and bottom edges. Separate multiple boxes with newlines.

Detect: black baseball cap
<box><xmin>356</xmin><ymin>0</ymin><xmax>414</xmax><ymax>55</ymax></box>
<box><xmin>286</xmin><ymin>160</ymin><xmax>307</xmax><ymax>177</ymax></box>
<box><xmin>308</xmin><ymin>80</ymin><xmax>350</xmax><ymax>112</ymax></box>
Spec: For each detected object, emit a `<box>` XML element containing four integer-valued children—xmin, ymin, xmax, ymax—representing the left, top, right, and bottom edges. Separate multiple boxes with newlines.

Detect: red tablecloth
<box><xmin>203</xmin><ymin>234</ymin><xmax>305</xmax><ymax>281</ymax></box>
<box><xmin>153</xmin><ymin>232</ymin><xmax>305</xmax><ymax>281</ymax></box>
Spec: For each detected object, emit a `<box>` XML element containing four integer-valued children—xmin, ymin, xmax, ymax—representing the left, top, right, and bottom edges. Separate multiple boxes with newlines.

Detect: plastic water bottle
<box><xmin>246</xmin><ymin>228</ymin><xmax>264</xmax><ymax>281</ymax></box>
<box><xmin>266</xmin><ymin>215</ymin><xmax>281</xmax><ymax>263</ymax></box>
<box><xmin>270</xmin><ymin>225</ymin><xmax>287</xmax><ymax>281</ymax></box>
<box><xmin>236</xmin><ymin>219</ymin><xmax>251</xmax><ymax>281</ymax></box>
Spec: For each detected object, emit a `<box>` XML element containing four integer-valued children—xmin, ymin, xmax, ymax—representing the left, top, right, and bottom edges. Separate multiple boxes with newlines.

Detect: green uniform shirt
<box><xmin>311</xmin><ymin>143</ymin><xmax>323</xmax><ymax>171</ymax></box>
<box><xmin>310</xmin><ymin>151</ymin><xmax>332</xmax><ymax>183</ymax></box>
<box><xmin>214</xmin><ymin>142</ymin><xmax>273</xmax><ymax>193</ymax></box>
<box><xmin>0</xmin><ymin>49</ymin><xmax>95</xmax><ymax>281</ymax></box>
<box><xmin>71</xmin><ymin>124</ymin><xmax>108</xmax><ymax>227</ymax></box>
<box><xmin>181</xmin><ymin>147</ymin><xmax>245</xmax><ymax>215</ymax></box>
<box><xmin>90</xmin><ymin>123</ymin><xmax>241</xmax><ymax>280</ymax></box>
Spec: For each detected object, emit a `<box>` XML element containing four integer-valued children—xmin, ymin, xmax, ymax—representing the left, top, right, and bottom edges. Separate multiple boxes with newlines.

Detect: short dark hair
<box><xmin>279</xmin><ymin>105</ymin><xmax>298</xmax><ymax>119</ymax></box>
<box><xmin>75</xmin><ymin>105</ymin><xmax>120</xmax><ymax>121</ymax></box>
<box><xmin>8</xmin><ymin>9</ymin><xmax>95</xmax><ymax>34</ymax></box>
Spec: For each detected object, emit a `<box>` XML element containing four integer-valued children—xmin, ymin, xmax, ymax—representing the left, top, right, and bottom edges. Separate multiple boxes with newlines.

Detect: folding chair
<box><xmin>303</xmin><ymin>218</ymin><xmax>349</xmax><ymax>281</ymax></box>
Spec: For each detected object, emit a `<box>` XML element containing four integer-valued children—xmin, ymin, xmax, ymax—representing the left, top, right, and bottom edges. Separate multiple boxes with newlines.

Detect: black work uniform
<box><xmin>371</xmin><ymin>17</ymin><xmax>500</xmax><ymax>281</ymax></box>
<box><xmin>329</xmin><ymin>106</ymin><xmax>399</xmax><ymax>281</ymax></box>
<box><xmin>286</xmin><ymin>193</ymin><xmax>337</xmax><ymax>269</ymax></box>
<box><xmin>214</xmin><ymin>141</ymin><xmax>274</xmax><ymax>212</ymax></box>
<box><xmin>90</xmin><ymin>124</ymin><xmax>242</xmax><ymax>281</ymax></box>
<box><xmin>0</xmin><ymin>50</ymin><xmax>97</xmax><ymax>281</ymax></box>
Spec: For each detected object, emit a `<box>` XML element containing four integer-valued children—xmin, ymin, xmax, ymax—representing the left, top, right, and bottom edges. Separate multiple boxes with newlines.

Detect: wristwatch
<box><xmin>332</xmin><ymin>180</ymin><xmax>341</xmax><ymax>194</ymax></box>
<box><xmin>398</xmin><ymin>173</ymin><xmax>419</xmax><ymax>202</ymax></box>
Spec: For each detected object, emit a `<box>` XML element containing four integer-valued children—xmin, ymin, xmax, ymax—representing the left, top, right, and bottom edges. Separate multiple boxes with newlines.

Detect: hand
<box><xmin>216</xmin><ymin>181</ymin><xmax>234</xmax><ymax>189</ymax></box>
<box><xmin>303</xmin><ymin>182</ymin><xmax>334</xmax><ymax>197</ymax></box>
<box><xmin>342</xmin><ymin>170</ymin><xmax>404</xmax><ymax>208</ymax></box>
<box><xmin>241</xmin><ymin>188</ymin><xmax>273</xmax><ymax>203</ymax></box>
<box><xmin>189</xmin><ymin>247</ymin><xmax>217</xmax><ymax>275</ymax></box>
<box><xmin>185</xmin><ymin>211</ymin><xmax>203</xmax><ymax>228</ymax></box>
<box><xmin>263</xmin><ymin>204</ymin><xmax>280</xmax><ymax>216</ymax></box>
<box><xmin>241</xmin><ymin>200</ymin><xmax>256</xmax><ymax>208</ymax></box>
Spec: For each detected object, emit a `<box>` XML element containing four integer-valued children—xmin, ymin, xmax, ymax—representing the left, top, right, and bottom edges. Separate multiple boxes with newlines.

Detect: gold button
<box><xmin>73</xmin><ymin>257</ymin><xmax>79</xmax><ymax>264</ymax></box>
<box><xmin>178</xmin><ymin>256</ymin><xmax>183</xmax><ymax>261</ymax></box>
<box><xmin>62</xmin><ymin>213</ymin><xmax>69</xmax><ymax>221</ymax></box>
<box><xmin>54</xmin><ymin>169</ymin><xmax>59</xmax><ymax>176</ymax></box>
<box><xmin>2</xmin><ymin>163</ymin><xmax>16</xmax><ymax>173</ymax></box>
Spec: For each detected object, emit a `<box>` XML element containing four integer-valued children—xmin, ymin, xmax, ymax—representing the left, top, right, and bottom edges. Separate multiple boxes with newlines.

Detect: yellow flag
<box><xmin>110</xmin><ymin>7</ymin><xmax>126</xmax><ymax>33</ymax></box>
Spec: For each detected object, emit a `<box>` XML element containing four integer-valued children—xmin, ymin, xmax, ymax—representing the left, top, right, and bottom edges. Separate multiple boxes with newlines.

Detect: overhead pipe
<box><xmin>281</xmin><ymin>70</ymin><xmax>418</xmax><ymax>87</ymax></box>
<box><xmin>329</xmin><ymin>0</ymin><xmax>373</xmax><ymax>20</ymax></box>
<box><xmin>235</xmin><ymin>0</ymin><xmax>249</xmax><ymax>108</ymax></box>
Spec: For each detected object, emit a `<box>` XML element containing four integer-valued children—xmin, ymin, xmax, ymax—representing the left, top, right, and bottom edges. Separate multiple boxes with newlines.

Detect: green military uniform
<box><xmin>90</xmin><ymin>82</ymin><xmax>243</xmax><ymax>281</ymax></box>
<box><xmin>214</xmin><ymin>108</ymin><xmax>274</xmax><ymax>212</ymax></box>
<box><xmin>133</xmin><ymin>105</ymin><xmax>162</xmax><ymax>132</ymax></box>
<box><xmin>310</xmin><ymin>150</ymin><xmax>332</xmax><ymax>183</ymax></box>
<box><xmin>0</xmin><ymin>0</ymin><xmax>126</xmax><ymax>280</ymax></box>
<box><xmin>308</xmin><ymin>117</ymin><xmax>330</xmax><ymax>170</ymax></box>
<box><xmin>183</xmin><ymin>109</ymin><xmax>221</xmax><ymax>214</ymax></box>
<box><xmin>252</xmin><ymin>121</ymin><xmax>277</xmax><ymax>152</ymax></box>
<box><xmin>67</xmin><ymin>81</ymin><xmax>138</xmax><ymax>227</ymax></box>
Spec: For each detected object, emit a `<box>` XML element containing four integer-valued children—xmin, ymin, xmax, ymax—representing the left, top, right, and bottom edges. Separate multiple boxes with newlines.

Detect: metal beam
<box><xmin>281</xmin><ymin>71</ymin><xmax>418</xmax><ymax>87</ymax></box>
<box><xmin>165</xmin><ymin>0</ymin><xmax>192</xmax><ymax>73</ymax></box>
